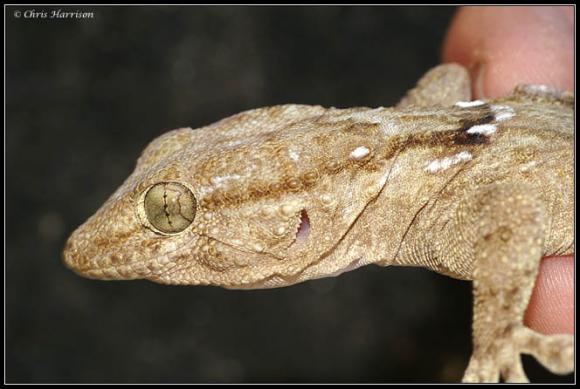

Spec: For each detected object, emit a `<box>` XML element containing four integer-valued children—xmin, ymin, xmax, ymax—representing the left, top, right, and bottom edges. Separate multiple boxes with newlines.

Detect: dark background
<box><xmin>6</xmin><ymin>5</ymin><xmax>571</xmax><ymax>383</ymax></box>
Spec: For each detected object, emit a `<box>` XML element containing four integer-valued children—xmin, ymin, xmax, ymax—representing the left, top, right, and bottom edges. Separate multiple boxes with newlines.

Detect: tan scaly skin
<box><xmin>63</xmin><ymin>64</ymin><xmax>573</xmax><ymax>383</ymax></box>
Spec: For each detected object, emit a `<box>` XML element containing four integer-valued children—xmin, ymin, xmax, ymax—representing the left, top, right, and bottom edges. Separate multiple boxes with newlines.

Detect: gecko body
<box><xmin>63</xmin><ymin>64</ymin><xmax>574</xmax><ymax>382</ymax></box>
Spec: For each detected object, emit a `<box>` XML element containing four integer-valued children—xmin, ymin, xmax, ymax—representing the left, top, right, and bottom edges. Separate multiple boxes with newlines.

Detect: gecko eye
<box><xmin>143</xmin><ymin>182</ymin><xmax>196</xmax><ymax>234</ymax></box>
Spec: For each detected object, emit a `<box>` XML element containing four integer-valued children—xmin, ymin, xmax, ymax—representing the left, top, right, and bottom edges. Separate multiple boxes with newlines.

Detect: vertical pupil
<box><xmin>144</xmin><ymin>182</ymin><xmax>196</xmax><ymax>233</ymax></box>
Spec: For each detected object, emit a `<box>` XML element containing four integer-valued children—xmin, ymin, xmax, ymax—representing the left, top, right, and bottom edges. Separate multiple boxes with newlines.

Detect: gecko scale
<box><xmin>63</xmin><ymin>64</ymin><xmax>574</xmax><ymax>382</ymax></box>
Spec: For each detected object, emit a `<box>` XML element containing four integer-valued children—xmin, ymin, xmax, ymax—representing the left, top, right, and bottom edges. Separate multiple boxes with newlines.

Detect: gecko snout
<box><xmin>61</xmin><ymin>194</ymin><xmax>148</xmax><ymax>280</ymax></box>
<box><xmin>62</xmin><ymin>227</ymin><xmax>143</xmax><ymax>281</ymax></box>
<box><xmin>61</xmin><ymin>230</ymin><xmax>104</xmax><ymax>279</ymax></box>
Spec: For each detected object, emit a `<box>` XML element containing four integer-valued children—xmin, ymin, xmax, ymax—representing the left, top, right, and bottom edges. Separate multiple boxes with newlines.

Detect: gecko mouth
<box><xmin>294</xmin><ymin>209</ymin><xmax>310</xmax><ymax>245</ymax></box>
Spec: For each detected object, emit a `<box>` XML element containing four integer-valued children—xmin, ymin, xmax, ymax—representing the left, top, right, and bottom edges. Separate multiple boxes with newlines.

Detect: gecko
<box><xmin>62</xmin><ymin>64</ymin><xmax>574</xmax><ymax>383</ymax></box>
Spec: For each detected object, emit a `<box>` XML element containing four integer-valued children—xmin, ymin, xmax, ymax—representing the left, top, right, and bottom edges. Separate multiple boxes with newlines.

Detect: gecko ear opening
<box><xmin>294</xmin><ymin>209</ymin><xmax>310</xmax><ymax>244</ymax></box>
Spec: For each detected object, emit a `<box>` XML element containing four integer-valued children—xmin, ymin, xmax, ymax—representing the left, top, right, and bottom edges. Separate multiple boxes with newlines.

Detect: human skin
<box><xmin>442</xmin><ymin>6</ymin><xmax>573</xmax><ymax>335</ymax></box>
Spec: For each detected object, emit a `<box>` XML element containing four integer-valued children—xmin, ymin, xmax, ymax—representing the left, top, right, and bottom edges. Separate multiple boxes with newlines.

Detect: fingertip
<box><xmin>442</xmin><ymin>6</ymin><xmax>573</xmax><ymax>99</ymax></box>
<box><xmin>524</xmin><ymin>256</ymin><xmax>574</xmax><ymax>335</ymax></box>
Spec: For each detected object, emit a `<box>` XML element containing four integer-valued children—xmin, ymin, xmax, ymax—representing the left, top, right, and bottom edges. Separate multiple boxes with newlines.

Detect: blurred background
<box><xmin>6</xmin><ymin>5</ymin><xmax>571</xmax><ymax>383</ymax></box>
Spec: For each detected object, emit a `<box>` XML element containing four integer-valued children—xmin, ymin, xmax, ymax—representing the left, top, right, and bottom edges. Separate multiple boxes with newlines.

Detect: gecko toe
<box><xmin>517</xmin><ymin>327</ymin><xmax>574</xmax><ymax>375</ymax></box>
<box><xmin>463</xmin><ymin>325</ymin><xmax>574</xmax><ymax>382</ymax></box>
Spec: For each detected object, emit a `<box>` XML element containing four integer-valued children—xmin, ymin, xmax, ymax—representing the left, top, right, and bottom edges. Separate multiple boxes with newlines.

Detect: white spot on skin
<box><xmin>494</xmin><ymin>111</ymin><xmax>515</xmax><ymax>122</ymax></box>
<box><xmin>211</xmin><ymin>174</ymin><xmax>242</xmax><ymax>186</ymax></box>
<box><xmin>491</xmin><ymin>105</ymin><xmax>516</xmax><ymax>122</ymax></box>
<box><xmin>289</xmin><ymin>148</ymin><xmax>300</xmax><ymax>161</ymax></box>
<box><xmin>350</xmin><ymin>146</ymin><xmax>370</xmax><ymax>160</ymax></box>
<box><xmin>519</xmin><ymin>160</ymin><xmax>538</xmax><ymax>172</ymax></box>
<box><xmin>455</xmin><ymin>100</ymin><xmax>485</xmax><ymax>108</ymax></box>
<box><xmin>467</xmin><ymin>124</ymin><xmax>497</xmax><ymax>136</ymax></box>
<box><xmin>425</xmin><ymin>151</ymin><xmax>473</xmax><ymax>173</ymax></box>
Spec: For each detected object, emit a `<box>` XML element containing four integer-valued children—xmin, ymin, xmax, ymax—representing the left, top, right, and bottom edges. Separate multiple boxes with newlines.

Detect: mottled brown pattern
<box><xmin>62</xmin><ymin>64</ymin><xmax>573</xmax><ymax>383</ymax></box>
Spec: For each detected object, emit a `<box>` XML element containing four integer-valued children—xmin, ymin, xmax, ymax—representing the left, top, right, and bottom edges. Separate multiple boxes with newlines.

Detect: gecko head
<box><xmin>63</xmin><ymin>105</ymin><xmax>388</xmax><ymax>288</ymax></box>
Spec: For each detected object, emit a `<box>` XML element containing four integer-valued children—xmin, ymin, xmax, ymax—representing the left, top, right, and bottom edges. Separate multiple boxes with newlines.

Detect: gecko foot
<box><xmin>462</xmin><ymin>326</ymin><xmax>574</xmax><ymax>383</ymax></box>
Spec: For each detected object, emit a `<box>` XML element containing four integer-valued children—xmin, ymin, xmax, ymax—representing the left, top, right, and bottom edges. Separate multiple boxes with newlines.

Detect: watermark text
<box><xmin>13</xmin><ymin>9</ymin><xmax>95</xmax><ymax>20</ymax></box>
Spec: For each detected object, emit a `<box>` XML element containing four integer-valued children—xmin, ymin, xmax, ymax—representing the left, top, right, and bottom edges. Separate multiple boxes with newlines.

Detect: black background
<box><xmin>6</xmin><ymin>5</ymin><xmax>572</xmax><ymax>383</ymax></box>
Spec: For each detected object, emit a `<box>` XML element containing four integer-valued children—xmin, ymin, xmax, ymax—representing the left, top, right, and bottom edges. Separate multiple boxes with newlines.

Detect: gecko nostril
<box><xmin>295</xmin><ymin>209</ymin><xmax>310</xmax><ymax>244</ymax></box>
